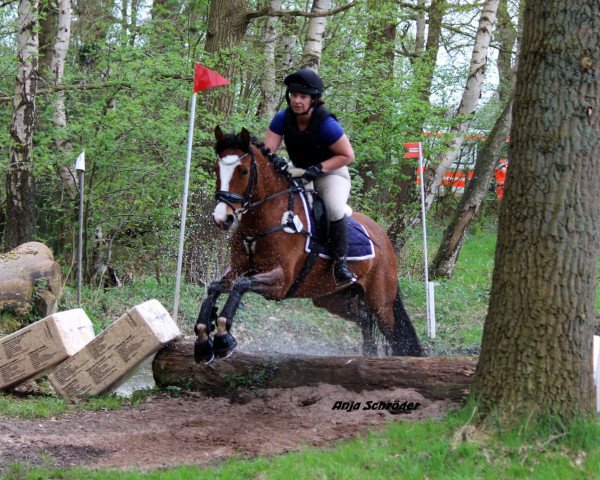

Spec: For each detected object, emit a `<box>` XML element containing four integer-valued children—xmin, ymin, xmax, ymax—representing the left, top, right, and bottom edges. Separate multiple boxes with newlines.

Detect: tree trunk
<box><xmin>5</xmin><ymin>0</ymin><xmax>39</xmax><ymax>252</ymax></box>
<box><xmin>300</xmin><ymin>0</ymin><xmax>331</xmax><ymax>70</ymax></box>
<box><xmin>38</xmin><ymin>0</ymin><xmax>58</xmax><ymax>76</ymax></box>
<box><xmin>257</xmin><ymin>0</ymin><xmax>281</xmax><ymax>119</ymax></box>
<box><xmin>203</xmin><ymin>0</ymin><xmax>249</xmax><ymax>116</ymax></box>
<box><xmin>430</xmin><ymin>100</ymin><xmax>512</xmax><ymax>279</ymax></box>
<box><xmin>153</xmin><ymin>340</ymin><xmax>476</xmax><ymax>401</ymax></box>
<box><xmin>387</xmin><ymin>0</ymin><xmax>498</xmax><ymax>250</ymax></box>
<box><xmin>50</xmin><ymin>0</ymin><xmax>71</xmax><ymax>131</ymax></box>
<box><xmin>495</xmin><ymin>0</ymin><xmax>517</xmax><ymax>102</ymax></box>
<box><xmin>473</xmin><ymin>0</ymin><xmax>599</xmax><ymax>421</ymax></box>
<box><xmin>0</xmin><ymin>242</ymin><xmax>62</xmax><ymax>332</ymax></box>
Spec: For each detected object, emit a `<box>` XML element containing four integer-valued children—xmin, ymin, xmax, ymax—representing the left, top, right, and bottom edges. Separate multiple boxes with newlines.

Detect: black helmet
<box><xmin>284</xmin><ymin>69</ymin><xmax>324</xmax><ymax>97</ymax></box>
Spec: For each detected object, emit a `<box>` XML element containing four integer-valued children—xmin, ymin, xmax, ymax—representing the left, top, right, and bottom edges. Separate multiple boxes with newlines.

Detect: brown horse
<box><xmin>193</xmin><ymin>126</ymin><xmax>422</xmax><ymax>363</ymax></box>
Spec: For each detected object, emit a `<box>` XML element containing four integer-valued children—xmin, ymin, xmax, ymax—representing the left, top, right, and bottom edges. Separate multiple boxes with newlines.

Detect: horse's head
<box><xmin>212</xmin><ymin>126</ymin><xmax>256</xmax><ymax>230</ymax></box>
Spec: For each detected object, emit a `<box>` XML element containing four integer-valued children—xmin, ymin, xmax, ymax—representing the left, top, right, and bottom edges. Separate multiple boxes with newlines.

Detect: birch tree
<box><xmin>52</xmin><ymin>0</ymin><xmax>76</xmax><ymax>197</ymax></box>
<box><xmin>473</xmin><ymin>0</ymin><xmax>599</xmax><ymax>421</ymax></box>
<box><xmin>257</xmin><ymin>0</ymin><xmax>281</xmax><ymax>119</ymax></box>
<box><xmin>300</xmin><ymin>0</ymin><xmax>331</xmax><ymax>70</ymax></box>
<box><xmin>4</xmin><ymin>0</ymin><xmax>39</xmax><ymax>250</ymax></box>
<box><xmin>51</xmin><ymin>0</ymin><xmax>71</xmax><ymax>140</ymax></box>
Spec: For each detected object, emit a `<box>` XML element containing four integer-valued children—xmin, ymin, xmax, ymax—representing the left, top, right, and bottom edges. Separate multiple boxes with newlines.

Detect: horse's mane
<box><xmin>250</xmin><ymin>137</ymin><xmax>291</xmax><ymax>179</ymax></box>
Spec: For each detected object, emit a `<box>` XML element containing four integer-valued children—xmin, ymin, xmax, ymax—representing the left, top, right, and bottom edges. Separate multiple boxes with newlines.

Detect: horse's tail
<box><xmin>392</xmin><ymin>289</ymin><xmax>424</xmax><ymax>357</ymax></box>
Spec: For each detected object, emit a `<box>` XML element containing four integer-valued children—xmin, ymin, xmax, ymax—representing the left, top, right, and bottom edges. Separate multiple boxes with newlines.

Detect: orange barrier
<box><xmin>416</xmin><ymin>158</ymin><xmax>508</xmax><ymax>199</ymax></box>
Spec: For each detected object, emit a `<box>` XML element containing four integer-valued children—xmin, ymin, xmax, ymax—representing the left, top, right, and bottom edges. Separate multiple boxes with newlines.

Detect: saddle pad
<box><xmin>298</xmin><ymin>191</ymin><xmax>375</xmax><ymax>261</ymax></box>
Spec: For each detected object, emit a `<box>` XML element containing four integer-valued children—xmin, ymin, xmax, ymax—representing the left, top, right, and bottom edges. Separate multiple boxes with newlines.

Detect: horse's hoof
<box><xmin>194</xmin><ymin>337</ymin><xmax>215</xmax><ymax>365</ymax></box>
<box><xmin>213</xmin><ymin>332</ymin><xmax>237</xmax><ymax>359</ymax></box>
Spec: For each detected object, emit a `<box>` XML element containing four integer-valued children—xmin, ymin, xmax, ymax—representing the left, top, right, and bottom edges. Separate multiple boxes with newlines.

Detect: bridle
<box><xmin>214</xmin><ymin>151</ymin><xmax>257</xmax><ymax>217</ymax></box>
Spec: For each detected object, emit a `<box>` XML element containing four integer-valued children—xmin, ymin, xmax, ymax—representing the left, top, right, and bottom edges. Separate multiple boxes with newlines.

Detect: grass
<box><xmin>4</xmin><ymin>406</ymin><xmax>599</xmax><ymax>479</ymax></box>
<box><xmin>0</xmin><ymin>388</ymin><xmax>155</xmax><ymax>419</ymax></box>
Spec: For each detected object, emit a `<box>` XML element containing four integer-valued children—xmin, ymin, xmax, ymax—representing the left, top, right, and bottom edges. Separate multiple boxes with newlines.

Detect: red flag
<box><xmin>403</xmin><ymin>142</ymin><xmax>421</xmax><ymax>159</ymax></box>
<box><xmin>193</xmin><ymin>63</ymin><xmax>230</xmax><ymax>93</ymax></box>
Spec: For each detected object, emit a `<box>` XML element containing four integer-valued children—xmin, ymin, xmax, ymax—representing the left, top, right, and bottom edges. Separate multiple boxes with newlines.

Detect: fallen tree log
<box><xmin>0</xmin><ymin>242</ymin><xmax>62</xmax><ymax>333</ymax></box>
<box><xmin>153</xmin><ymin>339</ymin><xmax>477</xmax><ymax>401</ymax></box>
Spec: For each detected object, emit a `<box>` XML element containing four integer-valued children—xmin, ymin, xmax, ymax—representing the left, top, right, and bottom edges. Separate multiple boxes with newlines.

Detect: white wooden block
<box><xmin>48</xmin><ymin>299</ymin><xmax>181</xmax><ymax>398</ymax></box>
<box><xmin>0</xmin><ymin>309</ymin><xmax>95</xmax><ymax>390</ymax></box>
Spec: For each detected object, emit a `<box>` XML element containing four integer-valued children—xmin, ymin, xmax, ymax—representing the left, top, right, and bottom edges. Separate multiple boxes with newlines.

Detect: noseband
<box><xmin>215</xmin><ymin>152</ymin><xmax>257</xmax><ymax>215</ymax></box>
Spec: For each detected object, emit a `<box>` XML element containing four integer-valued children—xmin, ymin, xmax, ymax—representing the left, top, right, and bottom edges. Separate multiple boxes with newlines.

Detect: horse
<box><xmin>193</xmin><ymin>126</ymin><xmax>423</xmax><ymax>363</ymax></box>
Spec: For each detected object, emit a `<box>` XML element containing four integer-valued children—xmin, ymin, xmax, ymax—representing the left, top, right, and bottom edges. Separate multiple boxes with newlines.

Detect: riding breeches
<box><xmin>314</xmin><ymin>166</ymin><xmax>351</xmax><ymax>222</ymax></box>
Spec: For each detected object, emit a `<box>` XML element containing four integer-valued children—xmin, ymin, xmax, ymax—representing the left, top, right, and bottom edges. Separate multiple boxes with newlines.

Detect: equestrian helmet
<box><xmin>284</xmin><ymin>69</ymin><xmax>324</xmax><ymax>97</ymax></box>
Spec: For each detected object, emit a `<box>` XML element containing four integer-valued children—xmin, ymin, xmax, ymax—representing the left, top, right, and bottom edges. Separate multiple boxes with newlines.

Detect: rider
<box><xmin>264</xmin><ymin>68</ymin><xmax>357</xmax><ymax>284</ymax></box>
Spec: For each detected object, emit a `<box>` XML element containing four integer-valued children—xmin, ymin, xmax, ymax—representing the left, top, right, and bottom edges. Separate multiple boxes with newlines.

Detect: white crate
<box><xmin>48</xmin><ymin>300</ymin><xmax>181</xmax><ymax>398</ymax></box>
<box><xmin>0</xmin><ymin>309</ymin><xmax>94</xmax><ymax>390</ymax></box>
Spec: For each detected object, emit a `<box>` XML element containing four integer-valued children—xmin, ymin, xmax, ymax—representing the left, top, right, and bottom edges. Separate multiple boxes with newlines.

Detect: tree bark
<box><xmin>300</xmin><ymin>0</ymin><xmax>331</xmax><ymax>70</ymax></box>
<box><xmin>429</xmin><ymin>100</ymin><xmax>512</xmax><ymax>279</ymax></box>
<box><xmin>495</xmin><ymin>0</ymin><xmax>517</xmax><ymax>102</ymax></box>
<box><xmin>257</xmin><ymin>0</ymin><xmax>281</xmax><ymax>119</ymax></box>
<box><xmin>203</xmin><ymin>0</ymin><xmax>250</xmax><ymax>116</ymax></box>
<box><xmin>153</xmin><ymin>340</ymin><xmax>476</xmax><ymax>401</ymax></box>
<box><xmin>50</xmin><ymin>0</ymin><xmax>71</xmax><ymax>131</ymax></box>
<box><xmin>4</xmin><ymin>0</ymin><xmax>39</xmax><ymax>251</ymax></box>
<box><xmin>473</xmin><ymin>0</ymin><xmax>600</xmax><ymax>420</ymax></box>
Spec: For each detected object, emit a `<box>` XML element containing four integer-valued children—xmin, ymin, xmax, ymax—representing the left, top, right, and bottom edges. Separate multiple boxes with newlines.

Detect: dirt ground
<box><xmin>0</xmin><ymin>380</ymin><xmax>456</xmax><ymax>472</ymax></box>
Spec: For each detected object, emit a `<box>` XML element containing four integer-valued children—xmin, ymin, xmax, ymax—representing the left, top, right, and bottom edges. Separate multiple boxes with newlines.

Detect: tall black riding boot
<box><xmin>330</xmin><ymin>216</ymin><xmax>357</xmax><ymax>284</ymax></box>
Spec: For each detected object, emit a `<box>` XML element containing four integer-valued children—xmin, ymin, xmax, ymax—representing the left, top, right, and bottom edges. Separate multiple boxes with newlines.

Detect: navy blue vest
<box><xmin>283</xmin><ymin>106</ymin><xmax>337</xmax><ymax>169</ymax></box>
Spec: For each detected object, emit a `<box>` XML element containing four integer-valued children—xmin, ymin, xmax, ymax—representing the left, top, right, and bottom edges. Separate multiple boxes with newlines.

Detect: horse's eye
<box><xmin>241</xmin><ymin>167</ymin><xmax>249</xmax><ymax>175</ymax></box>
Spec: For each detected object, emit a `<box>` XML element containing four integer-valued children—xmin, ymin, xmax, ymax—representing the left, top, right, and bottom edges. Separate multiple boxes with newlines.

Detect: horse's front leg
<box><xmin>213</xmin><ymin>267</ymin><xmax>287</xmax><ymax>357</ymax></box>
<box><xmin>194</xmin><ymin>276</ymin><xmax>232</xmax><ymax>364</ymax></box>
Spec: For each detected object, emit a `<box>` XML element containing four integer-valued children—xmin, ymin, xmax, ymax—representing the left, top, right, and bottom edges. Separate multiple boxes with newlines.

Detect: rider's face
<box><xmin>289</xmin><ymin>92</ymin><xmax>313</xmax><ymax>114</ymax></box>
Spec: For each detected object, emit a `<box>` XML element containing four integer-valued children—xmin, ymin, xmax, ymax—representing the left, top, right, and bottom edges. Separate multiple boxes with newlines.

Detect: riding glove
<box><xmin>302</xmin><ymin>163</ymin><xmax>323</xmax><ymax>182</ymax></box>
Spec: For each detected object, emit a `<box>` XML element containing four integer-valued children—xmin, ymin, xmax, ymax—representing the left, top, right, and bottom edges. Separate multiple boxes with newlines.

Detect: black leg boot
<box><xmin>330</xmin><ymin>217</ymin><xmax>357</xmax><ymax>284</ymax></box>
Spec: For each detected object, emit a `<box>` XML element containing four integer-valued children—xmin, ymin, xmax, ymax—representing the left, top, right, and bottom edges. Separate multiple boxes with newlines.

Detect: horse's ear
<box><xmin>240</xmin><ymin>128</ymin><xmax>251</xmax><ymax>149</ymax></box>
<box><xmin>215</xmin><ymin>125</ymin><xmax>224</xmax><ymax>141</ymax></box>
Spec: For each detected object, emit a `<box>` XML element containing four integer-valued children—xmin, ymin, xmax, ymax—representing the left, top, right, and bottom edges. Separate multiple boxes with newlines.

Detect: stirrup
<box><xmin>194</xmin><ymin>336</ymin><xmax>215</xmax><ymax>365</ymax></box>
<box><xmin>333</xmin><ymin>258</ymin><xmax>357</xmax><ymax>285</ymax></box>
<box><xmin>213</xmin><ymin>332</ymin><xmax>237</xmax><ymax>359</ymax></box>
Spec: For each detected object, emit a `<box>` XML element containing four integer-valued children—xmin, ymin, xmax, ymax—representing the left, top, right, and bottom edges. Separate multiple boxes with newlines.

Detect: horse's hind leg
<box><xmin>363</xmin><ymin>285</ymin><xmax>423</xmax><ymax>357</ymax></box>
<box><xmin>312</xmin><ymin>287</ymin><xmax>377</xmax><ymax>356</ymax></box>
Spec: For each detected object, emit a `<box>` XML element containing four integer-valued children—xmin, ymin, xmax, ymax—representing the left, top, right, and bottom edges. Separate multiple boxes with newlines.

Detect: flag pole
<box><xmin>75</xmin><ymin>151</ymin><xmax>86</xmax><ymax>307</ymax></box>
<box><xmin>417</xmin><ymin>142</ymin><xmax>435</xmax><ymax>338</ymax></box>
<box><xmin>173</xmin><ymin>92</ymin><xmax>197</xmax><ymax>321</ymax></box>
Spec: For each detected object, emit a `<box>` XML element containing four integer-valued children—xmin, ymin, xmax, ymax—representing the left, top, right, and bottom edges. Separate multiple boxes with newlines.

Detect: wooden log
<box><xmin>0</xmin><ymin>242</ymin><xmax>62</xmax><ymax>332</ymax></box>
<box><xmin>153</xmin><ymin>339</ymin><xmax>477</xmax><ymax>401</ymax></box>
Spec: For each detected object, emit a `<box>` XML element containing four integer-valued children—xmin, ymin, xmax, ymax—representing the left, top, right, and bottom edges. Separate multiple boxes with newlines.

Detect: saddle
<box><xmin>284</xmin><ymin>181</ymin><xmax>375</xmax><ymax>298</ymax></box>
